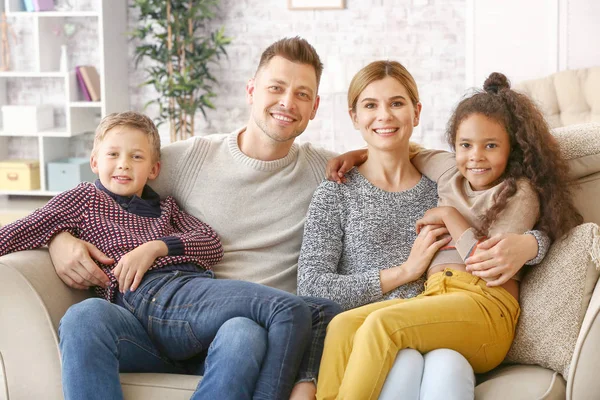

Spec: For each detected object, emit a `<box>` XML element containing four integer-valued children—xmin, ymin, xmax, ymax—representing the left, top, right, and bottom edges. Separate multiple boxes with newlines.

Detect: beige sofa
<box><xmin>514</xmin><ymin>66</ymin><xmax>600</xmax><ymax>129</ymax></box>
<box><xmin>1</xmin><ymin>123</ymin><xmax>600</xmax><ymax>400</ymax></box>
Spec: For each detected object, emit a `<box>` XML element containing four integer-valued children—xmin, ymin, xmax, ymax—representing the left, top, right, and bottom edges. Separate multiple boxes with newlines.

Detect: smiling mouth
<box><xmin>467</xmin><ymin>168</ymin><xmax>490</xmax><ymax>174</ymax></box>
<box><xmin>271</xmin><ymin>113</ymin><xmax>295</xmax><ymax>123</ymax></box>
<box><xmin>113</xmin><ymin>176</ymin><xmax>132</xmax><ymax>182</ymax></box>
<box><xmin>373</xmin><ymin>128</ymin><xmax>398</xmax><ymax>135</ymax></box>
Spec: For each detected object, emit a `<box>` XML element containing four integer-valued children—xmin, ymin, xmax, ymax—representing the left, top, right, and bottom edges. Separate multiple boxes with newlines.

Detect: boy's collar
<box><xmin>94</xmin><ymin>180</ymin><xmax>161</xmax><ymax>217</ymax></box>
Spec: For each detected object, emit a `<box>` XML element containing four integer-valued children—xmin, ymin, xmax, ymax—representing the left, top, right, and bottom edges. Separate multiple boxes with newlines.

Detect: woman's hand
<box><xmin>49</xmin><ymin>231</ymin><xmax>113</xmax><ymax>289</ymax></box>
<box><xmin>326</xmin><ymin>149</ymin><xmax>368</xmax><ymax>184</ymax></box>
<box><xmin>405</xmin><ymin>224</ymin><xmax>451</xmax><ymax>279</ymax></box>
<box><xmin>465</xmin><ymin>233</ymin><xmax>538</xmax><ymax>286</ymax></box>
<box><xmin>415</xmin><ymin>207</ymin><xmax>451</xmax><ymax>233</ymax></box>
<box><xmin>113</xmin><ymin>241</ymin><xmax>168</xmax><ymax>293</ymax></box>
<box><xmin>381</xmin><ymin>225</ymin><xmax>451</xmax><ymax>293</ymax></box>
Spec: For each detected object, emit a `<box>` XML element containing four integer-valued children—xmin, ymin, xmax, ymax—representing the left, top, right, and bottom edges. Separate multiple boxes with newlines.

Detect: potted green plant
<box><xmin>130</xmin><ymin>0</ymin><xmax>232</xmax><ymax>142</ymax></box>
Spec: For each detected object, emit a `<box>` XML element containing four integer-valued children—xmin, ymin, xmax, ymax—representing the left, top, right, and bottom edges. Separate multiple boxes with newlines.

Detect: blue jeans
<box><xmin>59</xmin><ymin>270</ymin><xmax>340</xmax><ymax>400</ymax></box>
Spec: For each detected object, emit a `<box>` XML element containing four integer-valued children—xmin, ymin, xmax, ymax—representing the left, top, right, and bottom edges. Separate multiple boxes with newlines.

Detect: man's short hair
<box><xmin>256</xmin><ymin>36</ymin><xmax>324</xmax><ymax>89</ymax></box>
<box><xmin>92</xmin><ymin>111</ymin><xmax>161</xmax><ymax>162</ymax></box>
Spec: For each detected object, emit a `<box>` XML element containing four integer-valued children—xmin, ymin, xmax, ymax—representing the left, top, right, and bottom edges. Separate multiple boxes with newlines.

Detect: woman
<box><xmin>297</xmin><ymin>61</ymin><xmax>549</xmax><ymax>400</ymax></box>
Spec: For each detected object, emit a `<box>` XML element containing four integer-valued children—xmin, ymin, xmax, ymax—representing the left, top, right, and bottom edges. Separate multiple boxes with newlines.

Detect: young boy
<box><xmin>0</xmin><ymin>112</ymin><xmax>314</xmax><ymax>400</ymax></box>
<box><xmin>0</xmin><ymin>111</ymin><xmax>224</xmax><ymax>301</ymax></box>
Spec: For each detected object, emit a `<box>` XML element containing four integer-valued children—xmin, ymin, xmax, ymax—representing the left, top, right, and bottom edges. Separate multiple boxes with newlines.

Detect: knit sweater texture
<box><xmin>0</xmin><ymin>182</ymin><xmax>223</xmax><ymax>302</ymax></box>
<box><xmin>150</xmin><ymin>127</ymin><xmax>336</xmax><ymax>293</ymax></box>
<box><xmin>297</xmin><ymin>169</ymin><xmax>438</xmax><ymax>310</ymax></box>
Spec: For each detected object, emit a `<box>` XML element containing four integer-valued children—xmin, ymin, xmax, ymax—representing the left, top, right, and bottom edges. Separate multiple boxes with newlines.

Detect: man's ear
<box><xmin>310</xmin><ymin>95</ymin><xmax>320</xmax><ymax>120</ymax></box>
<box><xmin>246</xmin><ymin>78</ymin><xmax>256</xmax><ymax>105</ymax></box>
<box><xmin>90</xmin><ymin>154</ymin><xmax>99</xmax><ymax>174</ymax></box>
<box><xmin>148</xmin><ymin>161</ymin><xmax>161</xmax><ymax>181</ymax></box>
<box><xmin>348</xmin><ymin>108</ymin><xmax>359</xmax><ymax>130</ymax></box>
<box><xmin>414</xmin><ymin>102</ymin><xmax>422</xmax><ymax>127</ymax></box>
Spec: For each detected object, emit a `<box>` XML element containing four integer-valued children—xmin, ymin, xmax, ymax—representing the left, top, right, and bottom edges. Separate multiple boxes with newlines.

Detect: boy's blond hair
<box><xmin>92</xmin><ymin>112</ymin><xmax>161</xmax><ymax>162</ymax></box>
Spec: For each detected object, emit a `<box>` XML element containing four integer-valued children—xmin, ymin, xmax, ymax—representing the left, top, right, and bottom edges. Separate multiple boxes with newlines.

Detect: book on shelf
<box><xmin>75</xmin><ymin>65</ymin><xmax>101</xmax><ymax>102</ymax></box>
<box><xmin>75</xmin><ymin>66</ymin><xmax>92</xmax><ymax>101</ymax></box>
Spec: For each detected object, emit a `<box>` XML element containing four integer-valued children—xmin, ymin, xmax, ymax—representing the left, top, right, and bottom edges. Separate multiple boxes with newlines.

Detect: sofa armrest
<box><xmin>568</xmin><ymin>276</ymin><xmax>600</xmax><ymax>399</ymax></box>
<box><xmin>0</xmin><ymin>249</ymin><xmax>92</xmax><ymax>400</ymax></box>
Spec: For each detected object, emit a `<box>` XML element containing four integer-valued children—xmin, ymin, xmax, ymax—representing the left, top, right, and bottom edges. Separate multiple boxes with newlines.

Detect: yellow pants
<box><xmin>316</xmin><ymin>269</ymin><xmax>520</xmax><ymax>400</ymax></box>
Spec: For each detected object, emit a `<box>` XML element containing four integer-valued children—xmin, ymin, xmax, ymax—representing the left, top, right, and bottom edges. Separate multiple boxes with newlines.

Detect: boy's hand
<box><xmin>326</xmin><ymin>149</ymin><xmax>368</xmax><ymax>184</ymax></box>
<box><xmin>415</xmin><ymin>207</ymin><xmax>452</xmax><ymax>233</ymax></box>
<box><xmin>113</xmin><ymin>241</ymin><xmax>168</xmax><ymax>293</ymax></box>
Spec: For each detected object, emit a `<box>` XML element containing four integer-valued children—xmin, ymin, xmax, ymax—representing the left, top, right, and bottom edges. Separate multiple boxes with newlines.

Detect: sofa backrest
<box><xmin>514</xmin><ymin>67</ymin><xmax>600</xmax><ymax>128</ymax></box>
<box><xmin>553</xmin><ymin>123</ymin><xmax>600</xmax><ymax>225</ymax></box>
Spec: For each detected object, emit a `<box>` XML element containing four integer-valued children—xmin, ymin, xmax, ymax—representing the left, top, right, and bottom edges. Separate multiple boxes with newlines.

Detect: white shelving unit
<box><xmin>0</xmin><ymin>0</ymin><xmax>128</xmax><ymax>196</ymax></box>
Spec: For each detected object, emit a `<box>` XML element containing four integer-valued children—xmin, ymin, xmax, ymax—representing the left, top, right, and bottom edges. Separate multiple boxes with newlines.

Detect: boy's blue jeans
<box><xmin>58</xmin><ymin>270</ymin><xmax>341</xmax><ymax>400</ymax></box>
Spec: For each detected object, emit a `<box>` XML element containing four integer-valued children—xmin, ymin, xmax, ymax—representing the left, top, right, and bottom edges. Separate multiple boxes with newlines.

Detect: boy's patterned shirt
<box><xmin>0</xmin><ymin>182</ymin><xmax>223</xmax><ymax>302</ymax></box>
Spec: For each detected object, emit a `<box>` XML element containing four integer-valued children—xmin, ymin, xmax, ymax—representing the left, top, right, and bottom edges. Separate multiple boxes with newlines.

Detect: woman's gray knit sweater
<box><xmin>298</xmin><ymin>168</ymin><xmax>438</xmax><ymax>310</ymax></box>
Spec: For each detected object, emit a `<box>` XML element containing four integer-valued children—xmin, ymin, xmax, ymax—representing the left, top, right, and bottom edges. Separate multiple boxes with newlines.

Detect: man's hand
<box><xmin>325</xmin><ymin>149</ymin><xmax>368</xmax><ymax>184</ymax></box>
<box><xmin>113</xmin><ymin>241</ymin><xmax>167</xmax><ymax>293</ymax></box>
<box><xmin>465</xmin><ymin>233</ymin><xmax>538</xmax><ymax>286</ymax></box>
<box><xmin>48</xmin><ymin>232</ymin><xmax>113</xmax><ymax>289</ymax></box>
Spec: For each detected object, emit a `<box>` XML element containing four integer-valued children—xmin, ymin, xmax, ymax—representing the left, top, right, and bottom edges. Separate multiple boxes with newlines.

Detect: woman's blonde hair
<box><xmin>347</xmin><ymin>60</ymin><xmax>420</xmax><ymax>112</ymax></box>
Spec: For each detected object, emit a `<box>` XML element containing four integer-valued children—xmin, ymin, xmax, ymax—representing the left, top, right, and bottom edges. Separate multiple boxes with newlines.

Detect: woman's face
<box><xmin>350</xmin><ymin>76</ymin><xmax>421</xmax><ymax>153</ymax></box>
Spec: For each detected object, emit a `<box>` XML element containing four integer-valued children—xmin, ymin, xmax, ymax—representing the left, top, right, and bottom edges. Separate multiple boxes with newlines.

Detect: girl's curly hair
<box><xmin>446</xmin><ymin>72</ymin><xmax>582</xmax><ymax>241</ymax></box>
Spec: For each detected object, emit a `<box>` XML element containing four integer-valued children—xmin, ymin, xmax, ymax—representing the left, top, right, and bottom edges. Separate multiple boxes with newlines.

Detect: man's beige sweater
<box><xmin>150</xmin><ymin>127</ymin><xmax>335</xmax><ymax>293</ymax></box>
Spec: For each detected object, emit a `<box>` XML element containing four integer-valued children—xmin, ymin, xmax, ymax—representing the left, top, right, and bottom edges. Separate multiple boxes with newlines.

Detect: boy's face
<box><xmin>90</xmin><ymin>126</ymin><xmax>160</xmax><ymax>197</ymax></box>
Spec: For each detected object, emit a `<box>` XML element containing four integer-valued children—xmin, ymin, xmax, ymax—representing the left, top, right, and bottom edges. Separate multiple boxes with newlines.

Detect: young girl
<box><xmin>316</xmin><ymin>72</ymin><xmax>582</xmax><ymax>399</ymax></box>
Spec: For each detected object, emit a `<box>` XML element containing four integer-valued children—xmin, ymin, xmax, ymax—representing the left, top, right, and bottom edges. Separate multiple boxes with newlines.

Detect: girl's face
<box><xmin>455</xmin><ymin>113</ymin><xmax>511</xmax><ymax>191</ymax></box>
<box><xmin>350</xmin><ymin>76</ymin><xmax>421</xmax><ymax>153</ymax></box>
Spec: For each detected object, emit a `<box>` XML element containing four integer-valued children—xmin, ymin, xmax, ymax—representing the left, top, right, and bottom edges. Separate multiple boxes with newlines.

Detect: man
<box><xmin>50</xmin><ymin>37</ymin><xmax>339</xmax><ymax>400</ymax></box>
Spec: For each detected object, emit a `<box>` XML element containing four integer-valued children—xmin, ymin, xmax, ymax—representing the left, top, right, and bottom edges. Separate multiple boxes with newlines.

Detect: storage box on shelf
<box><xmin>47</xmin><ymin>157</ymin><xmax>95</xmax><ymax>192</ymax></box>
<box><xmin>0</xmin><ymin>159</ymin><xmax>40</xmax><ymax>191</ymax></box>
<box><xmin>0</xmin><ymin>0</ymin><xmax>128</xmax><ymax>197</ymax></box>
<box><xmin>1</xmin><ymin>104</ymin><xmax>54</xmax><ymax>133</ymax></box>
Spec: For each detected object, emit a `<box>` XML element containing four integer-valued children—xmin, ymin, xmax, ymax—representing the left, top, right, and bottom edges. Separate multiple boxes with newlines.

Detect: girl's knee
<box><xmin>360</xmin><ymin>308</ymin><xmax>391</xmax><ymax>332</ymax></box>
<box><xmin>327</xmin><ymin>310</ymin><xmax>362</xmax><ymax>334</ymax></box>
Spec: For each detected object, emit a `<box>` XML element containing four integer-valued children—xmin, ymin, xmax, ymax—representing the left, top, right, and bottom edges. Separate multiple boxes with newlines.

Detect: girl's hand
<box><xmin>415</xmin><ymin>207</ymin><xmax>453</xmax><ymax>233</ymax></box>
<box><xmin>113</xmin><ymin>241</ymin><xmax>168</xmax><ymax>293</ymax></box>
<box><xmin>465</xmin><ymin>233</ymin><xmax>538</xmax><ymax>286</ymax></box>
<box><xmin>326</xmin><ymin>149</ymin><xmax>368</xmax><ymax>184</ymax></box>
<box><xmin>404</xmin><ymin>224</ymin><xmax>451</xmax><ymax>280</ymax></box>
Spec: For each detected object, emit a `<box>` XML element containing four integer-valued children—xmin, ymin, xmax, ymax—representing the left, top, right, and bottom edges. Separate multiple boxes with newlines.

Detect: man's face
<box><xmin>246</xmin><ymin>56</ymin><xmax>320</xmax><ymax>143</ymax></box>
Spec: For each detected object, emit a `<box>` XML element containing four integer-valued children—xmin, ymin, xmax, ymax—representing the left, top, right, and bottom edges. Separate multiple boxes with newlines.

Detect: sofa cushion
<box><xmin>515</xmin><ymin>67</ymin><xmax>600</xmax><ymax>128</ymax></box>
<box><xmin>553</xmin><ymin>122</ymin><xmax>600</xmax><ymax>181</ymax></box>
<box><xmin>475</xmin><ymin>364</ymin><xmax>566</xmax><ymax>400</ymax></box>
<box><xmin>505</xmin><ymin>223</ymin><xmax>600</xmax><ymax>378</ymax></box>
<box><xmin>120</xmin><ymin>373</ymin><xmax>201</xmax><ymax>400</ymax></box>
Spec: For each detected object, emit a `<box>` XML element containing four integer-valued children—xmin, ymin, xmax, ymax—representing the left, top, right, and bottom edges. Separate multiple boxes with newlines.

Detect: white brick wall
<box><xmin>7</xmin><ymin>0</ymin><xmax>465</xmax><ymax>157</ymax></box>
<box><xmin>128</xmin><ymin>0</ymin><xmax>466</xmax><ymax>152</ymax></box>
